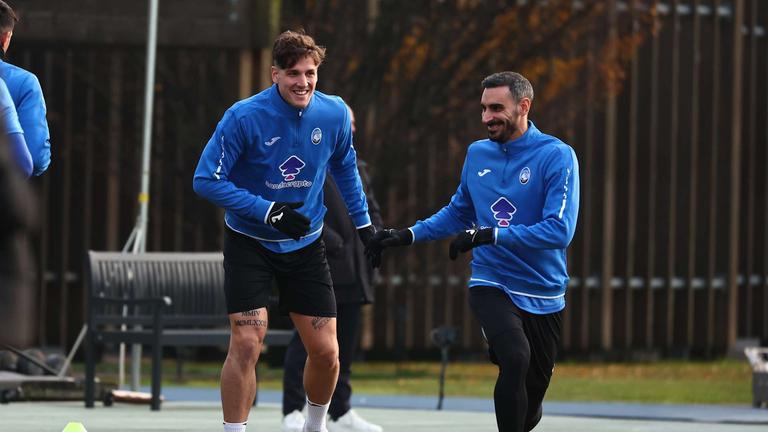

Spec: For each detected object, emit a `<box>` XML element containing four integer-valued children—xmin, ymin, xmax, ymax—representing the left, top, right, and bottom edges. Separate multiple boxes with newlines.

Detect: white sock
<box><xmin>305</xmin><ymin>398</ymin><xmax>330</xmax><ymax>431</ymax></box>
<box><xmin>223</xmin><ymin>421</ymin><xmax>247</xmax><ymax>432</ymax></box>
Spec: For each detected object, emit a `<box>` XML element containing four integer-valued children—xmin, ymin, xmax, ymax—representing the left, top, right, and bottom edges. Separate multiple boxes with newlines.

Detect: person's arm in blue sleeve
<box><xmin>0</xmin><ymin>79</ymin><xmax>32</xmax><ymax>178</ymax></box>
<box><xmin>409</xmin><ymin>156</ymin><xmax>476</xmax><ymax>242</ymax></box>
<box><xmin>328</xmin><ymin>104</ymin><xmax>371</xmax><ymax>229</ymax></box>
<box><xmin>8</xmin><ymin>132</ymin><xmax>31</xmax><ymax>178</ymax></box>
<box><xmin>16</xmin><ymin>74</ymin><xmax>51</xmax><ymax>176</ymax></box>
<box><xmin>495</xmin><ymin>146</ymin><xmax>580</xmax><ymax>249</ymax></box>
<box><xmin>192</xmin><ymin>110</ymin><xmax>273</xmax><ymax>223</ymax></box>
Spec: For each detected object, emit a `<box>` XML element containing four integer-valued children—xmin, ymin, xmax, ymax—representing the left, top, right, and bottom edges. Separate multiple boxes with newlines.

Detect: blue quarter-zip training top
<box><xmin>409</xmin><ymin>121</ymin><xmax>580</xmax><ymax>314</ymax></box>
<box><xmin>0</xmin><ymin>60</ymin><xmax>51</xmax><ymax>176</ymax></box>
<box><xmin>193</xmin><ymin>84</ymin><xmax>371</xmax><ymax>253</ymax></box>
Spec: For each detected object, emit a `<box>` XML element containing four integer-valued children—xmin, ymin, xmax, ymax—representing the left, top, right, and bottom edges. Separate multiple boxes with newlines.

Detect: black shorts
<box><xmin>223</xmin><ymin>227</ymin><xmax>336</xmax><ymax>317</ymax></box>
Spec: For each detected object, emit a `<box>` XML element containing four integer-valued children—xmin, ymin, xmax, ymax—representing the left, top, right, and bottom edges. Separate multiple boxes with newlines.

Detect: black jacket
<box><xmin>323</xmin><ymin>160</ymin><xmax>382</xmax><ymax>304</ymax></box>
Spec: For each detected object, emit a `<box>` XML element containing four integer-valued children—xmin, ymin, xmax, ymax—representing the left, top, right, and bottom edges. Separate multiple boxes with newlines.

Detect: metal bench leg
<box><xmin>151</xmin><ymin>344</ymin><xmax>161</xmax><ymax>411</ymax></box>
<box><xmin>84</xmin><ymin>327</ymin><xmax>95</xmax><ymax>408</ymax></box>
<box><xmin>150</xmin><ymin>333</ymin><xmax>163</xmax><ymax>410</ymax></box>
<box><xmin>151</xmin><ymin>307</ymin><xmax>163</xmax><ymax>411</ymax></box>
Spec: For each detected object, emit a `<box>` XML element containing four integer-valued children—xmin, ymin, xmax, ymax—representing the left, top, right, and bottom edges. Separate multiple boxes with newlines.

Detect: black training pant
<box><xmin>282</xmin><ymin>301</ymin><xmax>362</xmax><ymax>420</ymax></box>
<box><xmin>469</xmin><ymin>286</ymin><xmax>561</xmax><ymax>432</ymax></box>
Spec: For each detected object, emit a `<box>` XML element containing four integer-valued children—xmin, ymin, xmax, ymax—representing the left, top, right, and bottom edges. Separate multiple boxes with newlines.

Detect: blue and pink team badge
<box><xmin>279</xmin><ymin>156</ymin><xmax>305</xmax><ymax>181</ymax></box>
<box><xmin>491</xmin><ymin>197</ymin><xmax>516</xmax><ymax>227</ymax></box>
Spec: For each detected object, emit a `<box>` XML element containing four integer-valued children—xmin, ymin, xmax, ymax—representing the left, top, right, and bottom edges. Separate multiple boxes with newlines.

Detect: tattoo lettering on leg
<box><xmin>235</xmin><ymin>310</ymin><xmax>267</xmax><ymax>327</ymax></box>
<box><xmin>234</xmin><ymin>318</ymin><xmax>267</xmax><ymax>327</ymax></box>
<box><xmin>311</xmin><ymin>316</ymin><xmax>330</xmax><ymax>330</ymax></box>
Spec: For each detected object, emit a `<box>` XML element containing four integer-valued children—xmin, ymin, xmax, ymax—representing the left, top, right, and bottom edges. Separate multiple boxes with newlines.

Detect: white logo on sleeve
<box><xmin>478</xmin><ymin>169</ymin><xmax>491</xmax><ymax>177</ymax></box>
<box><xmin>270</xmin><ymin>212</ymin><xmax>284</xmax><ymax>224</ymax></box>
<box><xmin>214</xmin><ymin>134</ymin><xmax>225</xmax><ymax>180</ymax></box>
<box><xmin>265</xmin><ymin>136</ymin><xmax>281</xmax><ymax>146</ymax></box>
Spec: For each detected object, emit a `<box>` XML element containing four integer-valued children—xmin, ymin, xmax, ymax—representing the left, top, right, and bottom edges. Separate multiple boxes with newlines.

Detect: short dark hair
<box><xmin>481</xmin><ymin>72</ymin><xmax>534</xmax><ymax>103</ymax></box>
<box><xmin>272</xmin><ymin>30</ymin><xmax>326</xmax><ymax>69</ymax></box>
<box><xmin>0</xmin><ymin>1</ymin><xmax>17</xmax><ymax>33</ymax></box>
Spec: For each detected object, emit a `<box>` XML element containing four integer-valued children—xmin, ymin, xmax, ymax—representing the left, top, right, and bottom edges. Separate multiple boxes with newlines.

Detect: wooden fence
<box><xmin>370</xmin><ymin>0</ymin><xmax>768</xmax><ymax>358</ymax></box>
<box><xmin>13</xmin><ymin>0</ymin><xmax>768</xmax><ymax>358</ymax></box>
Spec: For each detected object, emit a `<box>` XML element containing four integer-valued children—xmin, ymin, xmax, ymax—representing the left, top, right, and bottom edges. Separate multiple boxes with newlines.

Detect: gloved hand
<box><xmin>364</xmin><ymin>228</ymin><xmax>413</xmax><ymax>268</ymax></box>
<box><xmin>267</xmin><ymin>202</ymin><xmax>310</xmax><ymax>240</ymax></box>
<box><xmin>448</xmin><ymin>227</ymin><xmax>494</xmax><ymax>260</ymax></box>
<box><xmin>357</xmin><ymin>225</ymin><xmax>376</xmax><ymax>248</ymax></box>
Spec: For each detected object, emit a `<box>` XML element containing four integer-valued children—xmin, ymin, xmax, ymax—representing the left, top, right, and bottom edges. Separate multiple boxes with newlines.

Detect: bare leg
<box><xmin>221</xmin><ymin>308</ymin><xmax>268</xmax><ymax>423</ymax></box>
<box><xmin>291</xmin><ymin>313</ymin><xmax>339</xmax><ymax>403</ymax></box>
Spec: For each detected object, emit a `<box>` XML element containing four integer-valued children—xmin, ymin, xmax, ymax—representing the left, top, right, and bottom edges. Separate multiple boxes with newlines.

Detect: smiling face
<box><xmin>271</xmin><ymin>55</ymin><xmax>318</xmax><ymax>109</ymax></box>
<box><xmin>480</xmin><ymin>86</ymin><xmax>529</xmax><ymax>143</ymax></box>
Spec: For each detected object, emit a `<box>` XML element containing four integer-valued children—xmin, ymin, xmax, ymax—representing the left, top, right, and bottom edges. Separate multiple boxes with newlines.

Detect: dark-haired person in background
<box><xmin>0</xmin><ymin>1</ymin><xmax>51</xmax><ymax>176</ymax></box>
<box><xmin>0</xmin><ymin>121</ymin><xmax>36</xmax><ymax>347</ymax></box>
<box><xmin>282</xmin><ymin>105</ymin><xmax>383</xmax><ymax>432</ymax></box>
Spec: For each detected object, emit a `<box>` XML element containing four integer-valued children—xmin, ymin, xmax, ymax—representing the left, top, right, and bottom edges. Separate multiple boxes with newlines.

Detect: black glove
<box><xmin>357</xmin><ymin>225</ymin><xmax>376</xmax><ymax>248</ymax></box>
<box><xmin>267</xmin><ymin>202</ymin><xmax>310</xmax><ymax>240</ymax></box>
<box><xmin>364</xmin><ymin>228</ymin><xmax>413</xmax><ymax>268</ymax></box>
<box><xmin>448</xmin><ymin>227</ymin><xmax>494</xmax><ymax>260</ymax></box>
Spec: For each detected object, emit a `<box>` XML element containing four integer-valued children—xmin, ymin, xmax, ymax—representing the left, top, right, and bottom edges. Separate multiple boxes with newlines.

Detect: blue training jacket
<box><xmin>193</xmin><ymin>84</ymin><xmax>371</xmax><ymax>253</ymax></box>
<box><xmin>0</xmin><ymin>77</ymin><xmax>31</xmax><ymax>177</ymax></box>
<box><xmin>410</xmin><ymin>121</ymin><xmax>579</xmax><ymax>314</ymax></box>
<box><xmin>0</xmin><ymin>60</ymin><xmax>51</xmax><ymax>176</ymax></box>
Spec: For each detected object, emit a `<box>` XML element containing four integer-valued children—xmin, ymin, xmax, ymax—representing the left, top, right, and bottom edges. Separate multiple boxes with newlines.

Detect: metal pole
<box><xmin>600</xmin><ymin>0</ymin><xmax>618</xmax><ymax>352</ymax></box>
<box><xmin>726</xmin><ymin>0</ymin><xmax>744</xmax><ymax>351</ymax></box>
<box><xmin>437</xmin><ymin>346</ymin><xmax>447</xmax><ymax>410</ymax></box>
<box><xmin>136</xmin><ymin>0</ymin><xmax>159</xmax><ymax>255</ymax></box>
<box><xmin>59</xmin><ymin>324</ymin><xmax>88</xmax><ymax>377</ymax></box>
<box><xmin>121</xmin><ymin>0</ymin><xmax>159</xmax><ymax>391</ymax></box>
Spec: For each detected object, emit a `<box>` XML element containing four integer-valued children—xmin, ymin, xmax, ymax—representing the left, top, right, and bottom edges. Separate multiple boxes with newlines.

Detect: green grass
<box><xmin>546</xmin><ymin>361</ymin><xmax>752</xmax><ymax>404</ymax></box>
<box><xmin>74</xmin><ymin>358</ymin><xmax>753</xmax><ymax>405</ymax></box>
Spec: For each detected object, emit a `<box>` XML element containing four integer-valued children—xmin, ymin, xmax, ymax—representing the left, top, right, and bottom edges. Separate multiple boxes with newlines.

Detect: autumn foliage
<box><xmin>288</xmin><ymin>0</ymin><xmax>655</xmax><ymax>221</ymax></box>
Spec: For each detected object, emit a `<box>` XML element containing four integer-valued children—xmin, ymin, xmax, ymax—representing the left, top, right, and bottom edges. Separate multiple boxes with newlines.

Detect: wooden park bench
<box><xmin>84</xmin><ymin>251</ymin><xmax>293</xmax><ymax>410</ymax></box>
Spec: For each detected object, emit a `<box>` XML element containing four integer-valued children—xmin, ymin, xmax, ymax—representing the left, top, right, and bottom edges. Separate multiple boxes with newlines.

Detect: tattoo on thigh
<box><xmin>235</xmin><ymin>309</ymin><xmax>266</xmax><ymax>327</ymax></box>
<box><xmin>311</xmin><ymin>316</ymin><xmax>330</xmax><ymax>330</ymax></box>
<box><xmin>234</xmin><ymin>318</ymin><xmax>267</xmax><ymax>327</ymax></box>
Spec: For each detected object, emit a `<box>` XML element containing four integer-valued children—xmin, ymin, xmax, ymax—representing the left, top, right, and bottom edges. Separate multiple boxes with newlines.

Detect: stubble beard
<box><xmin>488</xmin><ymin>119</ymin><xmax>516</xmax><ymax>143</ymax></box>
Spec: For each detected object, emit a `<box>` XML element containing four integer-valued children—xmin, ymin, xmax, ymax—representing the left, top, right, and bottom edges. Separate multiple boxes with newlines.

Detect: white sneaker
<box><xmin>327</xmin><ymin>410</ymin><xmax>383</xmax><ymax>432</ymax></box>
<box><xmin>282</xmin><ymin>410</ymin><xmax>305</xmax><ymax>432</ymax></box>
<box><xmin>302</xmin><ymin>424</ymin><xmax>329</xmax><ymax>432</ymax></box>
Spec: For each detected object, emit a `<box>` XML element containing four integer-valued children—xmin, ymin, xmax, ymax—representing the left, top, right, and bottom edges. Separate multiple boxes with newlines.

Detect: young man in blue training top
<box><xmin>194</xmin><ymin>30</ymin><xmax>375</xmax><ymax>432</ymax></box>
<box><xmin>367</xmin><ymin>71</ymin><xmax>580</xmax><ymax>432</ymax></box>
<box><xmin>0</xmin><ymin>1</ymin><xmax>51</xmax><ymax>176</ymax></box>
